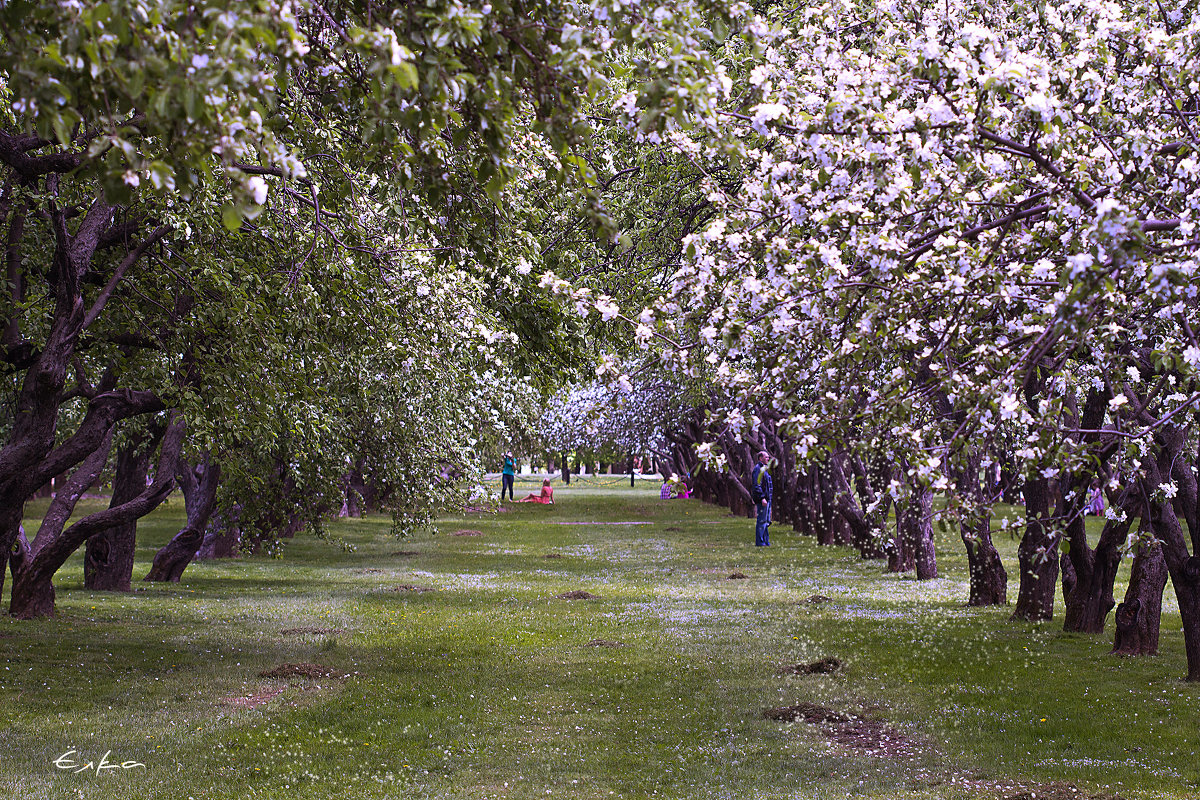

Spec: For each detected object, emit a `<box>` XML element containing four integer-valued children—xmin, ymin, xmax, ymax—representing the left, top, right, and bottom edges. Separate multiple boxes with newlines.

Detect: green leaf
<box><xmin>221</xmin><ymin>204</ymin><xmax>242</xmax><ymax>232</ymax></box>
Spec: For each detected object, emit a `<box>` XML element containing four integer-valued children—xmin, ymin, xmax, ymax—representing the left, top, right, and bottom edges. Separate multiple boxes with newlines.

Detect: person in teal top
<box><xmin>751</xmin><ymin>451</ymin><xmax>772</xmax><ymax>546</ymax></box>
<box><xmin>501</xmin><ymin>453</ymin><xmax>516</xmax><ymax>501</ymax></box>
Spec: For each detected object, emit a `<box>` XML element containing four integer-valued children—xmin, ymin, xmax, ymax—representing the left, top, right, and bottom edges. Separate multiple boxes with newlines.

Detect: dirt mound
<box><xmin>542</xmin><ymin>554</ymin><xmax>566</xmax><ymax>559</ymax></box>
<box><xmin>556</xmin><ymin>590</ymin><xmax>599</xmax><ymax>600</ymax></box>
<box><xmin>763</xmin><ymin>703</ymin><xmax>853</xmax><ymax>724</ymax></box>
<box><xmin>780</xmin><ymin>657</ymin><xmax>842</xmax><ymax>675</ymax></box>
<box><xmin>222</xmin><ymin>687</ymin><xmax>286</xmax><ymax>709</ymax></box>
<box><xmin>727</xmin><ymin>572</ymin><xmax>749</xmax><ymax>580</ymax></box>
<box><xmin>258</xmin><ymin>663</ymin><xmax>342</xmax><ymax>680</ymax></box>
<box><xmin>384</xmin><ymin>584</ymin><xmax>434</xmax><ymax>593</ymax></box>
<box><xmin>763</xmin><ymin>703</ymin><xmax>917</xmax><ymax>758</ymax></box>
<box><xmin>356</xmin><ymin>568</ymin><xmax>384</xmax><ymax>574</ymax></box>
<box><xmin>665</xmin><ymin>526</ymin><xmax>683</xmax><ymax>532</ymax></box>
<box><xmin>450</xmin><ymin>529</ymin><xmax>483</xmax><ymax>536</ymax></box>
<box><xmin>280</xmin><ymin>627</ymin><xmax>343</xmax><ymax>636</ymax></box>
<box><xmin>390</xmin><ymin>550</ymin><xmax>420</xmax><ymax>557</ymax></box>
<box><xmin>585</xmin><ymin>639</ymin><xmax>626</xmax><ymax>647</ymax></box>
<box><xmin>805</xmin><ymin>594</ymin><xmax>833</xmax><ymax>604</ymax></box>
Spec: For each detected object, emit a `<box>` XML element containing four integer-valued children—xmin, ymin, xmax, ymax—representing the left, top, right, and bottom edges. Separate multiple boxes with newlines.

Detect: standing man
<box><xmin>501</xmin><ymin>452</ymin><xmax>516</xmax><ymax>502</ymax></box>
<box><xmin>751</xmin><ymin>450</ymin><xmax>772</xmax><ymax>547</ymax></box>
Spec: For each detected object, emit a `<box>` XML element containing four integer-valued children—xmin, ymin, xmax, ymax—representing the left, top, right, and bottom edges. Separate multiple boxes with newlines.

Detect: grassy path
<box><xmin>2</xmin><ymin>481</ymin><xmax>1197</xmax><ymax>799</ymax></box>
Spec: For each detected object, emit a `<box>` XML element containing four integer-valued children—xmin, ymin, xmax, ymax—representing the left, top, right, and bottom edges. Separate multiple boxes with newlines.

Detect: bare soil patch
<box><xmin>280</xmin><ymin>627</ymin><xmax>343</xmax><ymax>636</ymax></box>
<box><xmin>556</xmin><ymin>590</ymin><xmax>599</xmax><ymax>600</ymax></box>
<box><xmin>727</xmin><ymin>572</ymin><xmax>749</xmax><ymax>580</ymax></box>
<box><xmin>222</xmin><ymin>687</ymin><xmax>286</xmax><ymax>709</ymax></box>
<box><xmin>356</xmin><ymin>568</ymin><xmax>385</xmax><ymax>574</ymax></box>
<box><xmin>390</xmin><ymin>550</ymin><xmax>420</xmax><ymax>557</ymax></box>
<box><xmin>763</xmin><ymin>703</ymin><xmax>917</xmax><ymax>758</ymax></box>
<box><xmin>542</xmin><ymin>553</ymin><xmax>566</xmax><ymax>559</ymax></box>
<box><xmin>779</xmin><ymin>657</ymin><xmax>842</xmax><ymax>675</ymax></box>
<box><xmin>664</xmin><ymin>526</ymin><xmax>684</xmax><ymax>532</ymax></box>
<box><xmin>258</xmin><ymin>663</ymin><xmax>343</xmax><ymax>680</ymax></box>
<box><xmin>450</xmin><ymin>529</ymin><xmax>484</xmax><ymax>537</ymax></box>
<box><xmin>763</xmin><ymin>703</ymin><xmax>852</xmax><ymax>724</ymax></box>
<box><xmin>382</xmin><ymin>584</ymin><xmax>435</xmax><ymax>593</ymax></box>
<box><xmin>584</xmin><ymin>639</ymin><xmax>626</xmax><ymax>647</ymax></box>
<box><xmin>805</xmin><ymin>594</ymin><xmax>833</xmax><ymax>605</ymax></box>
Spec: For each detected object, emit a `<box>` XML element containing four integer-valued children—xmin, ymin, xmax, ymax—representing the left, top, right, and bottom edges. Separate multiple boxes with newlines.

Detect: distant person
<box><xmin>751</xmin><ymin>450</ymin><xmax>772</xmax><ymax>546</ymax></box>
<box><xmin>518</xmin><ymin>479</ymin><xmax>554</xmax><ymax>504</ymax></box>
<box><xmin>501</xmin><ymin>452</ymin><xmax>516</xmax><ymax>501</ymax></box>
<box><xmin>660</xmin><ymin>479</ymin><xmax>672</xmax><ymax>500</ymax></box>
<box><xmin>1088</xmin><ymin>482</ymin><xmax>1105</xmax><ymax>515</ymax></box>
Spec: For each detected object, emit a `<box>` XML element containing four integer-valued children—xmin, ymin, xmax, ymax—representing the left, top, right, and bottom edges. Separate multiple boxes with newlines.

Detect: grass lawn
<box><xmin>2</xmin><ymin>477</ymin><xmax>1197</xmax><ymax>799</ymax></box>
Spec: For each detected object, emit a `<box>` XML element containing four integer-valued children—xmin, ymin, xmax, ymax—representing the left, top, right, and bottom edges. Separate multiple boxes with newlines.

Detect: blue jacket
<box><xmin>751</xmin><ymin>463</ymin><xmax>773</xmax><ymax>504</ymax></box>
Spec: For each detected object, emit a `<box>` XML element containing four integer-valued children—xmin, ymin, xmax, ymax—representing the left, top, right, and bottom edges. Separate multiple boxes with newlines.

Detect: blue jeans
<box><xmin>755</xmin><ymin>501</ymin><xmax>771</xmax><ymax>546</ymax></box>
<box><xmin>501</xmin><ymin>474</ymin><xmax>514</xmax><ymax>500</ymax></box>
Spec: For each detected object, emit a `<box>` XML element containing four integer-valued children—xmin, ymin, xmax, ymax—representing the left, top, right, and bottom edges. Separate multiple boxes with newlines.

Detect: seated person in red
<box><xmin>517</xmin><ymin>479</ymin><xmax>554</xmax><ymax>504</ymax></box>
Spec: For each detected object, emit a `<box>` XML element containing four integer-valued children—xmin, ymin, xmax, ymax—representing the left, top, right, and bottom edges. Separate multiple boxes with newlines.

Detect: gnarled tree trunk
<box><xmin>145</xmin><ymin>457</ymin><xmax>220</xmax><ymax>582</ymax></box>
<box><xmin>1112</xmin><ymin>535</ymin><xmax>1169</xmax><ymax>656</ymax></box>
<box><xmin>10</xmin><ymin>416</ymin><xmax>183</xmax><ymax>618</ymax></box>
<box><xmin>85</xmin><ymin>423</ymin><xmax>165</xmax><ymax>591</ymax></box>
<box><xmin>1014</xmin><ymin>477</ymin><xmax>1059</xmax><ymax>621</ymax></box>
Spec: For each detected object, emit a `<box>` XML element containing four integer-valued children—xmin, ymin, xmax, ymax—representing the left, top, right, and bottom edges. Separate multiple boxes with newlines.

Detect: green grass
<box><xmin>1</xmin><ymin>479</ymin><xmax>1196</xmax><ymax>799</ymax></box>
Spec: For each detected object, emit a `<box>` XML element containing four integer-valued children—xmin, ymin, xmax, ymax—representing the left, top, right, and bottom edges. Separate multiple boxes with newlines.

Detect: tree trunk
<box><xmin>561</xmin><ymin>451</ymin><xmax>570</xmax><ymax>485</ymax></box>
<box><xmin>962</xmin><ymin>510</ymin><xmax>1007</xmax><ymax>605</ymax></box>
<box><xmin>1013</xmin><ymin>477</ymin><xmax>1059</xmax><ymax>621</ymax></box>
<box><xmin>1063</xmin><ymin>512</ymin><xmax>1133</xmax><ymax>633</ymax></box>
<box><xmin>1112</xmin><ymin>537</ymin><xmax>1169</xmax><ymax>656</ymax></box>
<box><xmin>10</xmin><ymin>416</ymin><xmax>183</xmax><ymax>618</ymax></box>
<box><xmin>908</xmin><ymin>487</ymin><xmax>937</xmax><ymax>579</ymax></box>
<box><xmin>84</xmin><ymin>425</ymin><xmax>163</xmax><ymax>591</ymax></box>
<box><xmin>887</xmin><ymin>513</ymin><xmax>915</xmax><ymax>574</ymax></box>
<box><xmin>956</xmin><ymin>454</ymin><xmax>1006</xmax><ymax>605</ymax></box>
<box><xmin>145</xmin><ymin>458</ymin><xmax>220</xmax><ymax>582</ymax></box>
<box><xmin>1142</xmin><ymin>430</ymin><xmax>1200</xmax><ymax>679</ymax></box>
<box><xmin>197</xmin><ymin>510</ymin><xmax>241</xmax><ymax>559</ymax></box>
